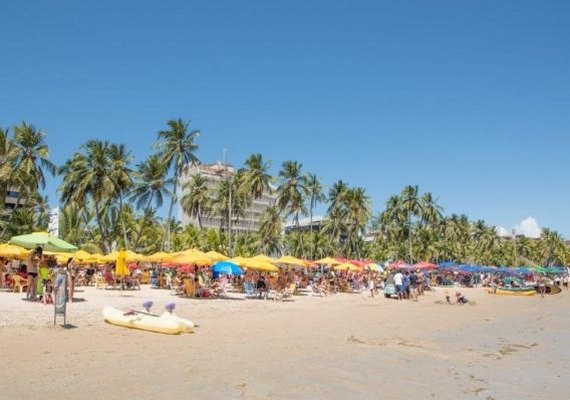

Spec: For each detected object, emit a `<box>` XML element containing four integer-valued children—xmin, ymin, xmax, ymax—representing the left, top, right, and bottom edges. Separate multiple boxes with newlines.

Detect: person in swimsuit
<box><xmin>26</xmin><ymin>246</ymin><xmax>42</xmax><ymax>301</ymax></box>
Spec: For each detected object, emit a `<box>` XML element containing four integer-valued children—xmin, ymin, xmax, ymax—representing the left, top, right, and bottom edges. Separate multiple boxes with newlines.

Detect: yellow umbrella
<box><xmin>115</xmin><ymin>250</ymin><xmax>129</xmax><ymax>276</ymax></box>
<box><xmin>315</xmin><ymin>257</ymin><xmax>342</xmax><ymax>266</ymax></box>
<box><xmin>205</xmin><ymin>250</ymin><xmax>229</xmax><ymax>262</ymax></box>
<box><xmin>0</xmin><ymin>244</ymin><xmax>31</xmax><ymax>259</ymax></box>
<box><xmin>143</xmin><ymin>251</ymin><xmax>173</xmax><ymax>263</ymax></box>
<box><xmin>252</xmin><ymin>254</ymin><xmax>276</xmax><ymax>263</ymax></box>
<box><xmin>333</xmin><ymin>262</ymin><xmax>361</xmax><ymax>272</ymax></box>
<box><xmin>101</xmin><ymin>251</ymin><xmax>119</xmax><ymax>262</ymax></box>
<box><xmin>240</xmin><ymin>258</ymin><xmax>279</xmax><ymax>272</ymax></box>
<box><xmin>72</xmin><ymin>250</ymin><xmax>93</xmax><ymax>260</ymax></box>
<box><xmin>172</xmin><ymin>253</ymin><xmax>213</xmax><ymax>265</ymax></box>
<box><xmin>273</xmin><ymin>255</ymin><xmax>308</xmax><ymax>267</ymax></box>
<box><xmin>229</xmin><ymin>256</ymin><xmax>248</xmax><ymax>266</ymax></box>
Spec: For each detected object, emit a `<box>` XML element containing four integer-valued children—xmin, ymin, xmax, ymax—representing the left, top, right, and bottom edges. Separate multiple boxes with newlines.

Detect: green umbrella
<box><xmin>9</xmin><ymin>231</ymin><xmax>78</xmax><ymax>253</ymax></box>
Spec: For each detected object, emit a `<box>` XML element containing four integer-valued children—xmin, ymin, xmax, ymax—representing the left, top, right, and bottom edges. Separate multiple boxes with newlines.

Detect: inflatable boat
<box><xmin>494</xmin><ymin>287</ymin><xmax>536</xmax><ymax>296</ymax></box>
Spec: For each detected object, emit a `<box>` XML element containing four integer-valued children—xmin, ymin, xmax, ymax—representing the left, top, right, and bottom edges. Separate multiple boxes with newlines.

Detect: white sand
<box><xmin>0</xmin><ymin>285</ymin><xmax>568</xmax><ymax>399</ymax></box>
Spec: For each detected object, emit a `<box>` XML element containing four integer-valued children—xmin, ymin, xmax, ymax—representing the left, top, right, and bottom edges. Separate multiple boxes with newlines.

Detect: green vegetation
<box><xmin>0</xmin><ymin>120</ymin><xmax>568</xmax><ymax>266</ymax></box>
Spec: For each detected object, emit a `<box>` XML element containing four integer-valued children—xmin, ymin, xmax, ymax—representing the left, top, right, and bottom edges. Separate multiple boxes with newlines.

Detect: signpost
<box><xmin>54</xmin><ymin>271</ymin><xmax>67</xmax><ymax>325</ymax></box>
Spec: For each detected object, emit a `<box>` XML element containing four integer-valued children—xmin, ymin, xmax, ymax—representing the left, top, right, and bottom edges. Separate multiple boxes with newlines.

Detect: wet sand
<box><xmin>0</xmin><ymin>285</ymin><xmax>568</xmax><ymax>399</ymax></box>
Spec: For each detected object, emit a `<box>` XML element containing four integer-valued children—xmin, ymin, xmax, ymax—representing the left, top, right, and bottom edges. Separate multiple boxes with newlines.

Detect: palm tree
<box><xmin>0</xmin><ymin>127</ymin><xmax>17</xmax><ymax>201</ymax></box>
<box><xmin>258</xmin><ymin>206</ymin><xmax>282</xmax><ymax>255</ymax></box>
<box><xmin>155</xmin><ymin>118</ymin><xmax>200</xmax><ymax>250</ymax></box>
<box><xmin>108</xmin><ymin>144</ymin><xmax>133</xmax><ymax>249</ymax></box>
<box><xmin>130</xmin><ymin>155</ymin><xmax>172</xmax><ymax>250</ymax></box>
<box><xmin>276</xmin><ymin>161</ymin><xmax>308</xmax><ymax>256</ymax></box>
<box><xmin>342</xmin><ymin>187</ymin><xmax>371</xmax><ymax>258</ymax></box>
<box><xmin>180</xmin><ymin>174</ymin><xmax>210</xmax><ymax>229</ymax></box>
<box><xmin>305</xmin><ymin>173</ymin><xmax>326</xmax><ymax>232</ymax></box>
<box><xmin>242</xmin><ymin>153</ymin><xmax>273</xmax><ymax>200</ymax></box>
<box><xmin>11</xmin><ymin>122</ymin><xmax>56</xmax><ymax>210</ymax></box>
<box><xmin>399</xmin><ymin>185</ymin><xmax>422</xmax><ymax>263</ymax></box>
<box><xmin>59</xmin><ymin>140</ymin><xmax>115</xmax><ymax>252</ymax></box>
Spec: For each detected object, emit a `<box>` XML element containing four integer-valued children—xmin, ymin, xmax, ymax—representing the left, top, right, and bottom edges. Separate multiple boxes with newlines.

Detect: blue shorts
<box><xmin>395</xmin><ymin>285</ymin><xmax>403</xmax><ymax>293</ymax></box>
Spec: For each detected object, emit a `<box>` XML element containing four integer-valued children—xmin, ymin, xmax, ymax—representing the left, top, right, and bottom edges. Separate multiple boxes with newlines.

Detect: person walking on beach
<box><xmin>537</xmin><ymin>274</ymin><xmax>546</xmax><ymax>298</ymax></box>
<box><xmin>402</xmin><ymin>271</ymin><xmax>410</xmax><ymax>300</ymax></box>
<box><xmin>26</xmin><ymin>246</ymin><xmax>42</xmax><ymax>301</ymax></box>
<box><xmin>409</xmin><ymin>270</ymin><xmax>418</xmax><ymax>301</ymax></box>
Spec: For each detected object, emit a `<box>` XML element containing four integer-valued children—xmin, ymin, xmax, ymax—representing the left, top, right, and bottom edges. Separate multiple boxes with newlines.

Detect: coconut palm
<box><xmin>108</xmin><ymin>143</ymin><xmax>133</xmax><ymax>249</ymax></box>
<box><xmin>258</xmin><ymin>205</ymin><xmax>282</xmax><ymax>255</ymax></box>
<box><xmin>277</xmin><ymin>160</ymin><xmax>308</xmax><ymax>226</ymax></box>
<box><xmin>130</xmin><ymin>155</ymin><xmax>172</xmax><ymax>250</ymax></box>
<box><xmin>242</xmin><ymin>153</ymin><xmax>273</xmax><ymax>200</ymax></box>
<box><xmin>155</xmin><ymin>118</ymin><xmax>200</xmax><ymax>250</ymax></box>
<box><xmin>180</xmin><ymin>174</ymin><xmax>210</xmax><ymax>229</ymax></box>
<box><xmin>10</xmin><ymin>123</ymin><xmax>56</xmax><ymax>212</ymax></box>
<box><xmin>59</xmin><ymin>140</ymin><xmax>116</xmax><ymax>252</ymax></box>
<box><xmin>342</xmin><ymin>187</ymin><xmax>371</xmax><ymax>258</ymax></box>
<box><xmin>305</xmin><ymin>173</ymin><xmax>326</xmax><ymax>232</ymax></box>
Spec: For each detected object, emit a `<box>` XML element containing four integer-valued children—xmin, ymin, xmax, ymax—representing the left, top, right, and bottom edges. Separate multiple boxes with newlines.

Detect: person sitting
<box><xmin>256</xmin><ymin>275</ymin><xmax>267</xmax><ymax>299</ymax></box>
<box><xmin>455</xmin><ymin>291</ymin><xmax>468</xmax><ymax>304</ymax></box>
<box><xmin>42</xmin><ymin>279</ymin><xmax>54</xmax><ymax>304</ymax></box>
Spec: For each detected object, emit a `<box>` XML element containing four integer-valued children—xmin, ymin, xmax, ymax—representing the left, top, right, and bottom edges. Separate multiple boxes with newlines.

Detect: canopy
<box><xmin>273</xmin><ymin>255</ymin><xmax>308</xmax><ymax>267</ymax></box>
<box><xmin>315</xmin><ymin>257</ymin><xmax>342</xmax><ymax>266</ymax></box>
<box><xmin>9</xmin><ymin>232</ymin><xmax>78</xmax><ymax>252</ymax></box>
<box><xmin>333</xmin><ymin>262</ymin><xmax>361</xmax><ymax>272</ymax></box>
<box><xmin>172</xmin><ymin>252</ymin><xmax>213</xmax><ymax>265</ymax></box>
<box><xmin>211</xmin><ymin>261</ymin><xmax>243</xmax><ymax>276</ymax></box>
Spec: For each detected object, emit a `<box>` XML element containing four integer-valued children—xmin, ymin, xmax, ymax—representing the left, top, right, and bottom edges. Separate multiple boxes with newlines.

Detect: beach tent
<box><xmin>9</xmin><ymin>232</ymin><xmax>77</xmax><ymax>253</ymax></box>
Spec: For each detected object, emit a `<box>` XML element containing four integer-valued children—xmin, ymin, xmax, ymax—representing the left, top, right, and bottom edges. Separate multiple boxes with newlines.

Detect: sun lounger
<box><xmin>243</xmin><ymin>281</ymin><xmax>258</xmax><ymax>298</ymax></box>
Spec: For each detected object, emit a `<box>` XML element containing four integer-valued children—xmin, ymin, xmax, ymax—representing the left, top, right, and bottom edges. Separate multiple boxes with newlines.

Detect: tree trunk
<box><xmin>93</xmin><ymin>201</ymin><xmax>108</xmax><ymax>253</ymax></box>
<box><xmin>163</xmin><ymin>169</ymin><xmax>179</xmax><ymax>251</ymax></box>
<box><xmin>117</xmin><ymin>192</ymin><xmax>129</xmax><ymax>250</ymax></box>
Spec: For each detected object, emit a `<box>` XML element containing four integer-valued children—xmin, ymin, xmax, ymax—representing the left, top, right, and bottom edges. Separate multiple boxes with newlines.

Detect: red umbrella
<box><xmin>413</xmin><ymin>261</ymin><xmax>438</xmax><ymax>270</ymax></box>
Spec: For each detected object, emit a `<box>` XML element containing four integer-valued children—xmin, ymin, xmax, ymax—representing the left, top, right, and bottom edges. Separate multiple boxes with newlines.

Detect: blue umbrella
<box><xmin>211</xmin><ymin>261</ymin><xmax>243</xmax><ymax>277</ymax></box>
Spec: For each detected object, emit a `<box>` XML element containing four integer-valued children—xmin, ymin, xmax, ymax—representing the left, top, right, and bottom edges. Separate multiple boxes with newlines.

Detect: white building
<box><xmin>178</xmin><ymin>161</ymin><xmax>276</xmax><ymax>233</ymax></box>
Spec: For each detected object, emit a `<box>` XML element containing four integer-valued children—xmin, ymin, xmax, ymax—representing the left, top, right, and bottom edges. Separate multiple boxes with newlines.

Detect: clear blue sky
<box><xmin>1</xmin><ymin>1</ymin><xmax>569</xmax><ymax>237</ymax></box>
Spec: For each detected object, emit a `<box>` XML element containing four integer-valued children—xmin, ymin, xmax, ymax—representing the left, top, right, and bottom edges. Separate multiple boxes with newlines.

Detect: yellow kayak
<box><xmin>103</xmin><ymin>306</ymin><xmax>185</xmax><ymax>334</ymax></box>
<box><xmin>494</xmin><ymin>287</ymin><xmax>536</xmax><ymax>296</ymax></box>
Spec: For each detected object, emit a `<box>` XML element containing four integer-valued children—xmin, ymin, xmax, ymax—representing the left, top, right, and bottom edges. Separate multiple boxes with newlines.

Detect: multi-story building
<box><xmin>4</xmin><ymin>188</ymin><xmax>23</xmax><ymax>210</ymax></box>
<box><xmin>178</xmin><ymin>161</ymin><xmax>277</xmax><ymax>233</ymax></box>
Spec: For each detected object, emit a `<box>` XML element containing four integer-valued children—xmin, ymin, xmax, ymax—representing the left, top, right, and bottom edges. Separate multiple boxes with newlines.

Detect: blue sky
<box><xmin>1</xmin><ymin>1</ymin><xmax>569</xmax><ymax>237</ymax></box>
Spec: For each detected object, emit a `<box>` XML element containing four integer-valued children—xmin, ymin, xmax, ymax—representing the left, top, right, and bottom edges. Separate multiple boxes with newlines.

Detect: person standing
<box><xmin>537</xmin><ymin>274</ymin><xmax>546</xmax><ymax>298</ymax></box>
<box><xmin>393</xmin><ymin>270</ymin><xmax>404</xmax><ymax>300</ymax></box>
<box><xmin>26</xmin><ymin>246</ymin><xmax>42</xmax><ymax>301</ymax></box>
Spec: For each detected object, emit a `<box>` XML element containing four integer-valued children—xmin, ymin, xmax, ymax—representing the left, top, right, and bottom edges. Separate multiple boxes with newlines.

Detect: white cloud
<box><xmin>495</xmin><ymin>226</ymin><xmax>510</xmax><ymax>237</ymax></box>
<box><xmin>513</xmin><ymin>217</ymin><xmax>542</xmax><ymax>238</ymax></box>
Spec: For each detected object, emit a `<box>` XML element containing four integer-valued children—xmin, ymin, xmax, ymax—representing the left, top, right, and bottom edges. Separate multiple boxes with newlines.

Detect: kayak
<box><xmin>494</xmin><ymin>287</ymin><xmax>536</xmax><ymax>296</ymax></box>
<box><xmin>160</xmin><ymin>311</ymin><xmax>195</xmax><ymax>333</ymax></box>
<box><xmin>103</xmin><ymin>306</ymin><xmax>185</xmax><ymax>334</ymax></box>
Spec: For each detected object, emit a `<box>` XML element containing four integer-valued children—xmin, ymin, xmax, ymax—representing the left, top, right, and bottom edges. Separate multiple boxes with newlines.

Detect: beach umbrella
<box><xmin>252</xmin><ymin>254</ymin><xmax>276</xmax><ymax>263</ymax></box>
<box><xmin>115</xmin><ymin>250</ymin><xmax>129</xmax><ymax>276</ymax></box>
<box><xmin>0</xmin><ymin>244</ymin><xmax>30</xmax><ymax>259</ymax></box>
<box><xmin>242</xmin><ymin>258</ymin><xmax>279</xmax><ymax>272</ymax></box>
<box><xmin>205</xmin><ymin>251</ymin><xmax>229</xmax><ymax>262</ymax></box>
<box><xmin>315</xmin><ymin>257</ymin><xmax>342</xmax><ymax>266</ymax></box>
<box><xmin>9</xmin><ymin>231</ymin><xmax>78</xmax><ymax>252</ymax></box>
<box><xmin>211</xmin><ymin>261</ymin><xmax>243</xmax><ymax>276</ymax></box>
<box><xmin>143</xmin><ymin>251</ymin><xmax>173</xmax><ymax>263</ymax></box>
<box><xmin>273</xmin><ymin>255</ymin><xmax>308</xmax><ymax>267</ymax></box>
<box><xmin>333</xmin><ymin>262</ymin><xmax>361</xmax><ymax>272</ymax></box>
<box><xmin>365</xmin><ymin>263</ymin><xmax>382</xmax><ymax>272</ymax></box>
<box><xmin>413</xmin><ymin>261</ymin><xmax>438</xmax><ymax>270</ymax></box>
<box><xmin>172</xmin><ymin>252</ymin><xmax>213</xmax><ymax>265</ymax></box>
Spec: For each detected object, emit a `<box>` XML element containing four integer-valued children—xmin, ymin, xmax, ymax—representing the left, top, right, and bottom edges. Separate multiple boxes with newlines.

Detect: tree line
<box><xmin>0</xmin><ymin>120</ymin><xmax>568</xmax><ymax>266</ymax></box>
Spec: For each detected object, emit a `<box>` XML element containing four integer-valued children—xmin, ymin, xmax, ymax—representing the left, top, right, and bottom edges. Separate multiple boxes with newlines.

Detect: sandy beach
<box><xmin>0</xmin><ymin>286</ymin><xmax>568</xmax><ymax>400</ymax></box>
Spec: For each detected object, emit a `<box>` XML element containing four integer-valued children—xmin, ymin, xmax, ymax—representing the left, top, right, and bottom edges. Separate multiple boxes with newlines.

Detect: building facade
<box><xmin>178</xmin><ymin>162</ymin><xmax>276</xmax><ymax>233</ymax></box>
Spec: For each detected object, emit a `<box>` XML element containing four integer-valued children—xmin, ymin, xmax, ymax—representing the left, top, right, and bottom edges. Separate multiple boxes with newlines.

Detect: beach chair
<box><xmin>215</xmin><ymin>280</ymin><xmax>228</xmax><ymax>299</ymax></box>
<box><xmin>310</xmin><ymin>283</ymin><xmax>324</xmax><ymax>297</ymax></box>
<box><xmin>281</xmin><ymin>283</ymin><xmax>297</xmax><ymax>301</ymax></box>
<box><xmin>11</xmin><ymin>275</ymin><xmax>28</xmax><ymax>293</ymax></box>
<box><xmin>243</xmin><ymin>281</ymin><xmax>258</xmax><ymax>298</ymax></box>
